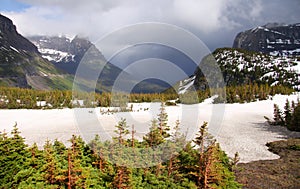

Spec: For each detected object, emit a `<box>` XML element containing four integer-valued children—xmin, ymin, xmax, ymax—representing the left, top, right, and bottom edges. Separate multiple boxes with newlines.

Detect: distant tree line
<box><xmin>0</xmin><ymin>104</ymin><xmax>241</xmax><ymax>188</ymax></box>
<box><xmin>214</xmin><ymin>83</ymin><xmax>294</xmax><ymax>103</ymax></box>
<box><xmin>0</xmin><ymin>83</ymin><xmax>294</xmax><ymax>109</ymax></box>
<box><xmin>0</xmin><ymin>87</ymin><xmax>177</xmax><ymax>109</ymax></box>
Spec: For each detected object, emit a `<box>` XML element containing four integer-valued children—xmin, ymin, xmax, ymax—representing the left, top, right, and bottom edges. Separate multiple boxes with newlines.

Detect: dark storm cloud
<box><xmin>2</xmin><ymin>0</ymin><xmax>299</xmax><ymax>51</ymax></box>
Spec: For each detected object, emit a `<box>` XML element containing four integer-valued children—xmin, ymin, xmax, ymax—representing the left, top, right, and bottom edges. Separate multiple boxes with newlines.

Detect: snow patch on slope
<box><xmin>179</xmin><ymin>49</ymin><xmax>300</xmax><ymax>93</ymax></box>
<box><xmin>37</xmin><ymin>48</ymin><xmax>74</xmax><ymax>63</ymax></box>
<box><xmin>178</xmin><ymin>75</ymin><xmax>196</xmax><ymax>94</ymax></box>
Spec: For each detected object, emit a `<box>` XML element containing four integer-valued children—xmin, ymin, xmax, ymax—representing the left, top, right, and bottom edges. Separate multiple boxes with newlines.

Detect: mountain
<box><xmin>233</xmin><ymin>23</ymin><xmax>300</xmax><ymax>56</ymax></box>
<box><xmin>28</xmin><ymin>35</ymin><xmax>122</xmax><ymax>92</ymax></box>
<box><xmin>29</xmin><ymin>35</ymin><xmax>170</xmax><ymax>93</ymax></box>
<box><xmin>0</xmin><ymin>14</ymin><xmax>73</xmax><ymax>89</ymax></box>
<box><xmin>178</xmin><ymin>48</ymin><xmax>300</xmax><ymax>93</ymax></box>
<box><xmin>28</xmin><ymin>35</ymin><xmax>105</xmax><ymax>74</ymax></box>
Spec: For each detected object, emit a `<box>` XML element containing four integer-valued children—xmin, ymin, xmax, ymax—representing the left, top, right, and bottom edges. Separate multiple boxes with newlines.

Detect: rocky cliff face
<box><xmin>0</xmin><ymin>14</ymin><xmax>38</xmax><ymax>53</ymax></box>
<box><xmin>233</xmin><ymin>23</ymin><xmax>300</xmax><ymax>56</ymax></box>
<box><xmin>0</xmin><ymin>14</ymin><xmax>73</xmax><ymax>89</ymax></box>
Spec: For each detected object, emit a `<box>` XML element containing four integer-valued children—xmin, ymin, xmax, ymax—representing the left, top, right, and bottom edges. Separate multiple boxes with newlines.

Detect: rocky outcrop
<box><xmin>0</xmin><ymin>14</ymin><xmax>38</xmax><ymax>53</ymax></box>
<box><xmin>0</xmin><ymin>14</ymin><xmax>73</xmax><ymax>89</ymax></box>
<box><xmin>233</xmin><ymin>23</ymin><xmax>300</xmax><ymax>56</ymax></box>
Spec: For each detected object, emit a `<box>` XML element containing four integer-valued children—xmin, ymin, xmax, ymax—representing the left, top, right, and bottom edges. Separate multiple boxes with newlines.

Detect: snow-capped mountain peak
<box><xmin>29</xmin><ymin>36</ymin><xmax>76</xmax><ymax>63</ymax></box>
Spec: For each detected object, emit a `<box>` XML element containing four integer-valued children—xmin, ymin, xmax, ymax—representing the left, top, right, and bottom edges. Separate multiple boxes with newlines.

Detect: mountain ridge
<box><xmin>0</xmin><ymin>14</ymin><xmax>73</xmax><ymax>90</ymax></box>
<box><xmin>28</xmin><ymin>35</ymin><xmax>172</xmax><ymax>93</ymax></box>
<box><xmin>178</xmin><ymin>48</ymin><xmax>300</xmax><ymax>94</ymax></box>
<box><xmin>233</xmin><ymin>23</ymin><xmax>300</xmax><ymax>56</ymax></box>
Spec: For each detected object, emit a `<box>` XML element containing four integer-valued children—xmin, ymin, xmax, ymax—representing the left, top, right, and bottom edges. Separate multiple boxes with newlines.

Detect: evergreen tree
<box><xmin>0</xmin><ymin>124</ymin><xmax>28</xmax><ymax>188</ymax></box>
<box><xmin>143</xmin><ymin>119</ymin><xmax>165</xmax><ymax>147</ymax></box>
<box><xmin>167</xmin><ymin>120</ymin><xmax>186</xmax><ymax>177</ymax></box>
<box><xmin>157</xmin><ymin>102</ymin><xmax>170</xmax><ymax>138</ymax></box>
<box><xmin>114</xmin><ymin>118</ymin><xmax>130</xmax><ymax>145</ymax></box>
<box><xmin>90</xmin><ymin>134</ymin><xmax>105</xmax><ymax>171</ymax></box>
<box><xmin>269</xmin><ymin>101</ymin><xmax>300</xmax><ymax>131</ymax></box>
<box><xmin>42</xmin><ymin>139</ymin><xmax>61</xmax><ymax>187</ymax></box>
<box><xmin>290</xmin><ymin>103</ymin><xmax>300</xmax><ymax>131</ymax></box>
<box><xmin>111</xmin><ymin>166</ymin><xmax>132</xmax><ymax>189</ymax></box>
<box><xmin>273</xmin><ymin>104</ymin><xmax>284</xmax><ymax>125</ymax></box>
<box><xmin>284</xmin><ymin>99</ymin><xmax>292</xmax><ymax>128</ymax></box>
<box><xmin>0</xmin><ymin>115</ymin><xmax>242</xmax><ymax>188</ymax></box>
<box><xmin>192</xmin><ymin>122</ymin><xmax>240</xmax><ymax>189</ymax></box>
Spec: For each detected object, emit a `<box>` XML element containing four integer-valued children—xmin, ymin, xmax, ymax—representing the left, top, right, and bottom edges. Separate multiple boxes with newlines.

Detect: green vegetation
<box><xmin>0</xmin><ymin>86</ymin><xmax>178</xmax><ymax>109</ymax></box>
<box><xmin>214</xmin><ymin>83</ymin><xmax>294</xmax><ymax>103</ymax></box>
<box><xmin>0</xmin><ymin>83</ymin><xmax>294</xmax><ymax>109</ymax></box>
<box><xmin>194</xmin><ymin>48</ymin><xmax>299</xmax><ymax>91</ymax></box>
<box><xmin>0</xmin><ymin>109</ymin><xmax>241</xmax><ymax>188</ymax></box>
<box><xmin>266</xmin><ymin>99</ymin><xmax>300</xmax><ymax>131</ymax></box>
<box><xmin>0</xmin><ymin>48</ymin><xmax>74</xmax><ymax>90</ymax></box>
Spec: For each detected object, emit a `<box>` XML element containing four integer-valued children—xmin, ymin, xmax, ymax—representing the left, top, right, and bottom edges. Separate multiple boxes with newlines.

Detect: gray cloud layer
<box><xmin>2</xmin><ymin>0</ymin><xmax>300</xmax><ymax>50</ymax></box>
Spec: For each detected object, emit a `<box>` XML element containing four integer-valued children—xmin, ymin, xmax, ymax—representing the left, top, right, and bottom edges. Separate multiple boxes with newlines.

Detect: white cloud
<box><xmin>171</xmin><ymin>0</ymin><xmax>228</xmax><ymax>33</ymax></box>
<box><xmin>2</xmin><ymin>0</ymin><xmax>299</xmax><ymax>50</ymax></box>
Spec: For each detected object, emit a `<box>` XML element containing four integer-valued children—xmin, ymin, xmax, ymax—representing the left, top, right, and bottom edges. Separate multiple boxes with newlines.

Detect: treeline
<box><xmin>214</xmin><ymin>83</ymin><xmax>294</xmax><ymax>103</ymax></box>
<box><xmin>0</xmin><ymin>87</ymin><xmax>177</xmax><ymax>109</ymax></box>
<box><xmin>0</xmin><ymin>84</ymin><xmax>294</xmax><ymax>109</ymax></box>
<box><xmin>266</xmin><ymin>99</ymin><xmax>300</xmax><ymax>131</ymax></box>
<box><xmin>0</xmin><ymin>104</ymin><xmax>241</xmax><ymax>188</ymax></box>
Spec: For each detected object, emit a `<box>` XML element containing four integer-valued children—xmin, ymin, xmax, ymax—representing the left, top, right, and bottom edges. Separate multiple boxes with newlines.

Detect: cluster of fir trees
<box><xmin>266</xmin><ymin>99</ymin><xmax>300</xmax><ymax>131</ymax></box>
<box><xmin>0</xmin><ymin>87</ymin><xmax>177</xmax><ymax>109</ymax></box>
<box><xmin>0</xmin><ymin>87</ymin><xmax>73</xmax><ymax>109</ymax></box>
<box><xmin>0</xmin><ymin>103</ymin><xmax>241</xmax><ymax>188</ymax></box>
<box><xmin>213</xmin><ymin>83</ymin><xmax>294</xmax><ymax>103</ymax></box>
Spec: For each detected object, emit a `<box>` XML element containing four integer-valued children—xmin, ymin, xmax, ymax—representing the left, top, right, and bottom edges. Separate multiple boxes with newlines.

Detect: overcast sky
<box><xmin>1</xmin><ymin>0</ymin><xmax>300</xmax><ymax>51</ymax></box>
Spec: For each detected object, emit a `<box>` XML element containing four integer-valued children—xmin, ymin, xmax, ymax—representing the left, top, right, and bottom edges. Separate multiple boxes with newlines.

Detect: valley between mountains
<box><xmin>0</xmin><ymin>12</ymin><xmax>300</xmax><ymax>188</ymax></box>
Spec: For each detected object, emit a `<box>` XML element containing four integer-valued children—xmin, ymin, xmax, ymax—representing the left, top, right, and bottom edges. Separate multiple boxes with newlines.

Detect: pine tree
<box><xmin>114</xmin><ymin>118</ymin><xmax>130</xmax><ymax>145</ymax></box>
<box><xmin>16</xmin><ymin>143</ymin><xmax>46</xmax><ymax>187</ymax></box>
<box><xmin>191</xmin><ymin>122</ymin><xmax>240</xmax><ymax>189</ymax></box>
<box><xmin>90</xmin><ymin>134</ymin><xmax>106</xmax><ymax>171</ymax></box>
<box><xmin>111</xmin><ymin>165</ymin><xmax>132</xmax><ymax>189</ymax></box>
<box><xmin>157</xmin><ymin>102</ymin><xmax>170</xmax><ymax>138</ymax></box>
<box><xmin>0</xmin><ymin>124</ymin><xmax>28</xmax><ymax>188</ymax></box>
<box><xmin>284</xmin><ymin>99</ymin><xmax>292</xmax><ymax>128</ymax></box>
<box><xmin>205</xmin><ymin>143</ymin><xmax>241</xmax><ymax>189</ymax></box>
<box><xmin>193</xmin><ymin>122</ymin><xmax>214</xmax><ymax>163</ymax></box>
<box><xmin>111</xmin><ymin>119</ymin><xmax>132</xmax><ymax>189</ymax></box>
<box><xmin>167</xmin><ymin>120</ymin><xmax>186</xmax><ymax>177</ymax></box>
<box><xmin>290</xmin><ymin>103</ymin><xmax>300</xmax><ymax>131</ymax></box>
<box><xmin>192</xmin><ymin>121</ymin><xmax>213</xmax><ymax>188</ymax></box>
<box><xmin>42</xmin><ymin>140</ymin><xmax>61</xmax><ymax>186</ymax></box>
<box><xmin>27</xmin><ymin>142</ymin><xmax>43</xmax><ymax>169</ymax></box>
<box><xmin>66</xmin><ymin>135</ymin><xmax>91</xmax><ymax>188</ymax></box>
<box><xmin>273</xmin><ymin>104</ymin><xmax>284</xmax><ymax>125</ymax></box>
<box><xmin>143</xmin><ymin>119</ymin><xmax>164</xmax><ymax>147</ymax></box>
<box><xmin>53</xmin><ymin>139</ymin><xmax>67</xmax><ymax>155</ymax></box>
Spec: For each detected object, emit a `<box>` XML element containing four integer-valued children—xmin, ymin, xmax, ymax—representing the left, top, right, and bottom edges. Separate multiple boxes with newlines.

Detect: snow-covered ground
<box><xmin>0</xmin><ymin>93</ymin><xmax>299</xmax><ymax>163</ymax></box>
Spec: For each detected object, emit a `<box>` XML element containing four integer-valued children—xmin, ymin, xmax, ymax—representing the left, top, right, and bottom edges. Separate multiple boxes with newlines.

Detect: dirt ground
<box><xmin>234</xmin><ymin>138</ymin><xmax>300</xmax><ymax>189</ymax></box>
